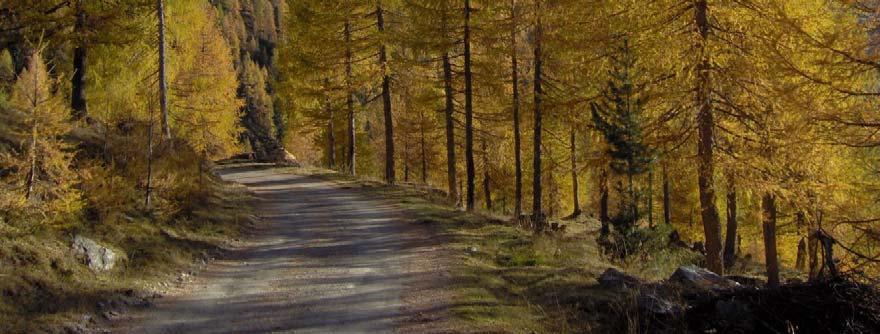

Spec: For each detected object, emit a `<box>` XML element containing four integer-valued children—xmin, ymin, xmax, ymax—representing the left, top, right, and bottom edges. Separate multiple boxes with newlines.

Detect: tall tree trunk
<box><xmin>442</xmin><ymin>53</ymin><xmax>457</xmax><ymax>202</ymax></box>
<box><xmin>71</xmin><ymin>0</ymin><xmax>87</xmax><ymax>119</ymax></box>
<box><xmin>724</xmin><ymin>173</ymin><xmax>738</xmax><ymax>268</ymax></box>
<box><xmin>344</xmin><ymin>19</ymin><xmax>356</xmax><ymax>175</ymax></box>
<box><xmin>482</xmin><ymin>140</ymin><xmax>492</xmax><ymax>210</ymax></box>
<box><xmin>796</xmin><ymin>237</ymin><xmax>807</xmax><ymax>272</ymax></box>
<box><xmin>510</xmin><ymin>2</ymin><xmax>523</xmax><ymax>220</ymax></box>
<box><xmin>377</xmin><ymin>3</ymin><xmax>394</xmax><ymax>184</ymax></box>
<box><xmin>420</xmin><ymin>109</ymin><xmax>428</xmax><ymax>184</ymax></box>
<box><xmin>145</xmin><ymin>101</ymin><xmax>155</xmax><ymax>209</ymax></box>
<box><xmin>663</xmin><ymin>162</ymin><xmax>671</xmax><ymax>225</ymax></box>
<box><xmin>569</xmin><ymin>126</ymin><xmax>581</xmax><ymax>217</ymax></box>
<box><xmin>25</xmin><ymin>82</ymin><xmax>38</xmax><ymax>200</ymax></box>
<box><xmin>762</xmin><ymin>192</ymin><xmax>779</xmax><ymax>288</ymax></box>
<box><xmin>531</xmin><ymin>2</ymin><xmax>545</xmax><ymax>230</ymax></box>
<box><xmin>157</xmin><ymin>0</ymin><xmax>171</xmax><ymax>139</ymax></box>
<box><xmin>404</xmin><ymin>142</ymin><xmax>410</xmax><ymax>182</ymax></box>
<box><xmin>463</xmin><ymin>0</ymin><xmax>476</xmax><ymax>211</ymax></box>
<box><xmin>808</xmin><ymin>212</ymin><xmax>820</xmax><ymax>279</ymax></box>
<box><xmin>325</xmin><ymin>81</ymin><xmax>335</xmax><ymax>169</ymax></box>
<box><xmin>694</xmin><ymin>0</ymin><xmax>723</xmax><ymax>274</ymax></box>
<box><xmin>599</xmin><ymin>167</ymin><xmax>610</xmax><ymax>236</ymax></box>
<box><xmin>627</xmin><ymin>168</ymin><xmax>636</xmax><ymax>219</ymax></box>
<box><xmin>647</xmin><ymin>168</ymin><xmax>654</xmax><ymax>227</ymax></box>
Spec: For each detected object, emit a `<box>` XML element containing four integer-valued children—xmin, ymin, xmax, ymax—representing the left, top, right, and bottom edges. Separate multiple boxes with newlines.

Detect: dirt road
<box><xmin>114</xmin><ymin>166</ymin><xmax>450</xmax><ymax>333</ymax></box>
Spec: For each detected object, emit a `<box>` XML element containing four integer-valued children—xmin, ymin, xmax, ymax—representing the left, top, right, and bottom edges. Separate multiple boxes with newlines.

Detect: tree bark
<box><xmin>694</xmin><ymin>0</ymin><xmax>723</xmax><ymax>274</ymax></box>
<box><xmin>71</xmin><ymin>0</ymin><xmax>87</xmax><ymax>119</ymax></box>
<box><xmin>510</xmin><ymin>2</ymin><xmax>523</xmax><ymax>220</ymax></box>
<box><xmin>599</xmin><ymin>167</ymin><xmax>610</xmax><ymax>236</ymax></box>
<box><xmin>377</xmin><ymin>3</ymin><xmax>394</xmax><ymax>184</ymax></box>
<box><xmin>157</xmin><ymin>0</ymin><xmax>171</xmax><ymax>139</ymax></box>
<box><xmin>417</xmin><ymin>112</ymin><xmax>426</xmax><ymax>186</ymax></box>
<box><xmin>569</xmin><ymin>126</ymin><xmax>581</xmax><ymax>217</ymax></box>
<box><xmin>531</xmin><ymin>2</ymin><xmax>545</xmax><ymax>230</ymax></box>
<box><xmin>442</xmin><ymin>53</ymin><xmax>457</xmax><ymax>202</ymax></box>
<box><xmin>762</xmin><ymin>192</ymin><xmax>779</xmax><ymax>288</ymax></box>
<box><xmin>808</xmin><ymin>218</ymin><xmax>820</xmax><ymax>279</ymax></box>
<box><xmin>663</xmin><ymin>162</ymin><xmax>671</xmax><ymax>225</ymax></box>
<box><xmin>146</xmin><ymin>100</ymin><xmax>155</xmax><ymax>209</ymax></box>
<box><xmin>404</xmin><ymin>142</ymin><xmax>410</xmax><ymax>182</ymax></box>
<box><xmin>25</xmin><ymin>74</ymin><xmax>38</xmax><ymax>200</ymax></box>
<box><xmin>723</xmin><ymin>173</ymin><xmax>738</xmax><ymax>268</ymax></box>
<box><xmin>344</xmin><ymin>19</ymin><xmax>356</xmax><ymax>175</ymax></box>
<box><xmin>463</xmin><ymin>0</ymin><xmax>476</xmax><ymax>211</ymax></box>
<box><xmin>796</xmin><ymin>237</ymin><xmax>807</xmax><ymax>272</ymax></box>
<box><xmin>647</xmin><ymin>168</ymin><xmax>653</xmax><ymax>227</ymax></box>
<box><xmin>482</xmin><ymin>140</ymin><xmax>492</xmax><ymax>210</ymax></box>
<box><xmin>325</xmin><ymin>79</ymin><xmax>335</xmax><ymax>169</ymax></box>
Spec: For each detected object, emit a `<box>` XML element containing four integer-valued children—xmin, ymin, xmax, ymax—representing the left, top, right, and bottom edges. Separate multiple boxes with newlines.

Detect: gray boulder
<box><xmin>669</xmin><ymin>265</ymin><xmax>740</xmax><ymax>291</ymax></box>
<box><xmin>597</xmin><ymin>268</ymin><xmax>643</xmax><ymax>289</ymax></box>
<box><xmin>72</xmin><ymin>235</ymin><xmax>118</xmax><ymax>271</ymax></box>
<box><xmin>638</xmin><ymin>291</ymin><xmax>682</xmax><ymax>316</ymax></box>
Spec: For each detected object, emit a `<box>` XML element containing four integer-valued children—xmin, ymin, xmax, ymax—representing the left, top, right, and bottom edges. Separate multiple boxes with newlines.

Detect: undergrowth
<box><xmin>310</xmin><ymin>171</ymin><xmax>710</xmax><ymax>333</ymax></box>
<box><xmin>0</xmin><ymin>170</ymin><xmax>254</xmax><ymax>333</ymax></box>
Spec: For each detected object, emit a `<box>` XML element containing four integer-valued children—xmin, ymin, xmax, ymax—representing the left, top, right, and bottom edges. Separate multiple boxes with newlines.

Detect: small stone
<box><xmin>102</xmin><ymin>310</ymin><xmax>120</xmax><ymax>321</ymax></box>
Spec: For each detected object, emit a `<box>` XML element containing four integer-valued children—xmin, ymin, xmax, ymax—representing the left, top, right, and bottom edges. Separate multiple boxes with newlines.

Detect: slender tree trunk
<box><xmin>724</xmin><ymin>173</ymin><xmax>738</xmax><ymax>268</ymax></box>
<box><xmin>344</xmin><ymin>19</ymin><xmax>356</xmax><ymax>175</ymax></box>
<box><xmin>510</xmin><ymin>3</ymin><xmax>523</xmax><ymax>220</ymax></box>
<box><xmin>647</xmin><ymin>168</ymin><xmax>654</xmax><ymax>227</ymax></box>
<box><xmin>377</xmin><ymin>3</ymin><xmax>394</xmax><ymax>184</ymax></box>
<box><xmin>420</xmin><ymin>109</ymin><xmax>428</xmax><ymax>184</ymax></box>
<box><xmin>442</xmin><ymin>53</ymin><xmax>457</xmax><ymax>201</ymax></box>
<box><xmin>25</xmin><ymin>82</ymin><xmax>37</xmax><ymax>200</ymax></box>
<box><xmin>694</xmin><ymin>0</ymin><xmax>723</xmax><ymax>274</ymax></box>
<box><xmin>531</xmin><ymin>3</ymin><xmax>545</xmax><ymax>230</ymax></box>
<box><xmin>463</xmin><ymin>0</ymin><xmax>476</xmax><ymax>211</ymax></box>
<box><xmin>145</xmin><ymin>101</ymin><xmax>155</xmax><ymax>209</ymax></box>
<box><xmin>569</xmin><ymin>126</ymin><xmax>581</xmax><ymax>217</ymax></box>
<box><xmin>796</xmin><ymin>237</ymin><xmax>807</xmax><ymax>272</ymax></box>
<box><xmin>71</xmin><ymin>0</ymin><xmax>87</xmax><ymax>119</ymax></box>
<box><xmin>762</xmin><ymin>192</ymin><xmax>779</xmax><ymax>288</ymax></box>
<box><xmin>326</xmin><ymin>81</ymin><xmax>335</xmax><ymax>169</ymax></box>
<box><xmin>663</xmin><ymin>162</ymin><xmax>671</xmax><ymax>225</ymax></box>
<box><xmin>599</xmin><ymin>167</ymin><xmax>609</xmax><ymax>236</ymax></box>
<box><xmin>627</xmin><ymin>169</ymin><xmax>636</xmax><ymax>219</ymax></box>
<box><xmin>157</xmin><ymin>0</ymin><xmax>171</xmax><ymax>139</ymax></box>
<box><xmin>808</xmin><ymin>212</ymin><xmax>820</xmax><ymax>279</ymax></box>
<box><xmin>404</xmin><ymin>142</ymin><xmax>410</xmax><ymax>182</ymax></box>
<box><xmin>482</xmin><ymin>140</ymin><xmax>492</xmax><ymax>210</ymax></box>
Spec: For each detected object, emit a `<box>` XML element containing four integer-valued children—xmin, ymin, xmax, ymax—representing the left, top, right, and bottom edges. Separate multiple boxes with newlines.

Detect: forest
<box><xmin>279</xmin><ymin>0</ymin><xmax>880</xmax><ymax>283</ymax></box>
<box><xmin>3</xmin><ymin>0</ymin><xmax>880</xmax><ymax>333</ymax></box>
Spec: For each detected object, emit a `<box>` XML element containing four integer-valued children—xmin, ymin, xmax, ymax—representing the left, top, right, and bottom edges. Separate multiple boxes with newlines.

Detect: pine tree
<box><xmin>591</xmin><ymin>39</ymin><xmax>654</xmax><ymax>258</ymax></box>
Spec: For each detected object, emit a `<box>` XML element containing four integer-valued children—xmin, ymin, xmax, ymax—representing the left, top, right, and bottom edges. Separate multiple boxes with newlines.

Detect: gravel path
<box><xmin>113</xmin><ymin>166</ymin><xmax>451</xmax><ymax>334</ymax></box>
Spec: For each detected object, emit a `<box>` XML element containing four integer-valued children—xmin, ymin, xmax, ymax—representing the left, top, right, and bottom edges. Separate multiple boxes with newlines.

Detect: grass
<box><xmin>306</xmin><ymin>168</ymin><xmax>795</xmax><ymax>333</ymax></box>
<box><xmin>0</xmin><ymin>172</ymin><xmax>255</xmax><ymax>333</ymax></box>
<box><xmin>304</xmin><ymin>170</ymin><xmax>669</xmax><ymax>333</ymax></box>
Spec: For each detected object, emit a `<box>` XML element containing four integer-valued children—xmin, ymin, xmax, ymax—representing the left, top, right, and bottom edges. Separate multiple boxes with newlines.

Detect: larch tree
<box><xmin>377</xmin><ymin>1</ymin><xmax>395</xmax><ymax>184</ymax></box>
<box><xmin>1</xmin><ymin>49</ymin><xmax>80</xmax><ymax>221</ymax></box>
